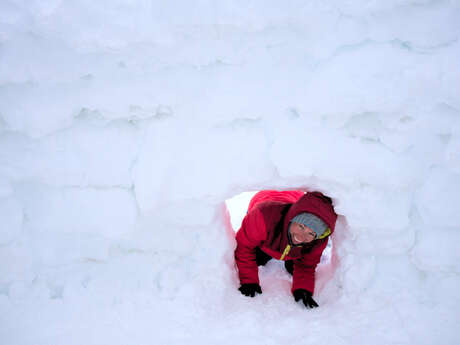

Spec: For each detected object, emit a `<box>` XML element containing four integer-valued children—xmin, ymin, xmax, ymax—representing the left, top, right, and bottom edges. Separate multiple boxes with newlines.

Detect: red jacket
<box><xmin>235</xmin><ymin>191</ymin><xmax>337</xmax><ymax>293</ymax></box>
<box><xmin>247</xmin><ymin>190</ymin><xmax>305</xmax><ymax>211</ymax></box>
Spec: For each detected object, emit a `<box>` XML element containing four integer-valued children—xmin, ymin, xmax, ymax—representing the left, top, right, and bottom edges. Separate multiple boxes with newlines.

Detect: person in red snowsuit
<box><xmin>235</xmin><ymin>190</ymin><xmax>337</xmax><ymax>308</ymax></box>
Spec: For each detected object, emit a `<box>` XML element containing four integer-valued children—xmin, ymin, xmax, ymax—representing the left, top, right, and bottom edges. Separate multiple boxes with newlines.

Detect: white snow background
<box><xmin>1</xmin><ymin>1</ymin><xmax>460</xmax><ymax>344</ymax></box>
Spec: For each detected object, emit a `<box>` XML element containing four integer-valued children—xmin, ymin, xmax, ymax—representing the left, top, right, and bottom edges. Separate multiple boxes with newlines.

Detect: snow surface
<box><xmin>1</xmin><ymin>1</ymin><xmax>460</xmax><ymax>344</ymax></box>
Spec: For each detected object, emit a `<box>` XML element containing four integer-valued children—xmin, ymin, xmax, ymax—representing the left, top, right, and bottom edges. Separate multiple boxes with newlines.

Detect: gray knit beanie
<box><xmin>291</xmin><ymin>213</ymin><xmax>328</xmax><ymax>239</ymax></box>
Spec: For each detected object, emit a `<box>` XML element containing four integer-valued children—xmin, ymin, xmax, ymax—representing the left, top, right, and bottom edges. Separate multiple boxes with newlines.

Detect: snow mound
<box><xmin>1</xmin><ymin>1</ymin><xmax>459</xmax><ymax>344</ymax></box>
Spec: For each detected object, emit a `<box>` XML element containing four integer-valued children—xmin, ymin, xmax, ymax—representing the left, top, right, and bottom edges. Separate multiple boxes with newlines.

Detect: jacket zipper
<box><xmin>280</xmin><ymin>244</ymin><xmax>291</xmax><ymax>261</ymax></box>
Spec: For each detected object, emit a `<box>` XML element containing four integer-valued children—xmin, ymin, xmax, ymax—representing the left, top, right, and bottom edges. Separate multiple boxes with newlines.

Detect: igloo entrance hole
<box><xmin>225</xmin><ymin>191</ymin><xmax>258</xmax><ymax>232</ymax></box>
<box><xmin>225</xmin><ymin>190</ymin><xmax>335</xmax><ymax>293</ymax></box>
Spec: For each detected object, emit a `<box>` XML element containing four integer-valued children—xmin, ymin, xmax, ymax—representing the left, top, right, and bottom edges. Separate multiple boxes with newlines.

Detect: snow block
<box><xmin>411</xmin><ymin>228</ymin><xmax>460</xmax><ymax>273</ymax></box>
<box><xmin>15</xmin><ymin>183</ymin><xmax>137</xmax><ymax>238</ymax></box>
<box><xmin>415</xmin><ymin>169</ymin><xmax>460</xmax><ymax>228</ymax></box>
<box><xmin>0</xmin><ymin>196</ymin><xmax>23</xmax><ymax>244</ymax></box>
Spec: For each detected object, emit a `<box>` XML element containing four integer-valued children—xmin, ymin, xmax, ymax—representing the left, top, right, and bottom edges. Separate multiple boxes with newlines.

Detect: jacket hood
<box><xmin>283</xmin><ymin>191</ymin><xmax>338</xmax><ymax>234</ymax></box>
<box><xmin>274</xmin><ymin>192</ymin><xmax>338</xmax><ymax>259</ymax></box>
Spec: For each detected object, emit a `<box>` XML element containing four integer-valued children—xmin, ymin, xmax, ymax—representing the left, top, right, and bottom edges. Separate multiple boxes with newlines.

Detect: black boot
<box><xmin>255</xmin><ymin>247</ymin><xmax>272</xmax><ymax>266</ymax></box>
<box><xmin>284</xmin><ymin>260</ymin><xmax>294</xmax><ymax>275</ymax></box>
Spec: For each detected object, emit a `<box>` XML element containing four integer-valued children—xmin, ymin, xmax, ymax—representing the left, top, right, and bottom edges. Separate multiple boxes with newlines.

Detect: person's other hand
<box><xmin>293</xmin><ymin>289</ymin><xmax>319</xmax><ymax>308</ymax></box>
<box><xmin>238</xmin><ymin>284</ymin><xmax>262</xmax><ymax>297</ymax></box>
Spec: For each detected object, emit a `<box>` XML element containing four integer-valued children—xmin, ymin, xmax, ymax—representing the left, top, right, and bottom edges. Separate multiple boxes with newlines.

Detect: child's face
<box><xmin>289</xmin><ymin>222</ymin><xmax>316</xmax><ymax>245</ymax></box>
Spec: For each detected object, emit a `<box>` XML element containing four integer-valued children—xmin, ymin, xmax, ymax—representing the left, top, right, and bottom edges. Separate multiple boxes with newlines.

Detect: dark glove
<box><xmin>238</xmin><ymin>283</ymin><xmax>262</xmax><ymax>297</ymax></box>
<box><xmin>293</xmin><ymin>289</ymin><xmax>319</xmax><ymax>308</ymax></box>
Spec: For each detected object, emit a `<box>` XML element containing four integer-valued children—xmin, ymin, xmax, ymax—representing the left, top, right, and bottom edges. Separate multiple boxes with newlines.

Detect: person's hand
<box><xmin>293</xmin><ymin>289</ymin><xmax>319</xmax><ymax>308</ymax></box>
<box><xmin>238</xmin><ymin>284</ymin><xmax>262</xmax><ymax>297</ymax></box>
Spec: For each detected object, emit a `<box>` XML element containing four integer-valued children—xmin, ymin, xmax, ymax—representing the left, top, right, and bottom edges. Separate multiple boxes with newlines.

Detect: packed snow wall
<box><xmin>1</xmin><ymin>1</ymin><xmax>459</xmax><ymax>344</ymax></box>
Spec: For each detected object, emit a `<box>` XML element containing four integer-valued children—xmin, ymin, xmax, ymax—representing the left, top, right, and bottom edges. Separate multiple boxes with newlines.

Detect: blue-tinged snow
<box><xmin>1</xmin><ymin>1</ymin><xmax>459</xmax><ymax>344</ymax></box>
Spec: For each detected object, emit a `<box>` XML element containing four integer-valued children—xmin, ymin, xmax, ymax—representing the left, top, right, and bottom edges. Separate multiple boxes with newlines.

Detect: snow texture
<box><xmin>0</xmin><ymin>1</ymin><xmax>459</xmax><ymax>344</ymax></box>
